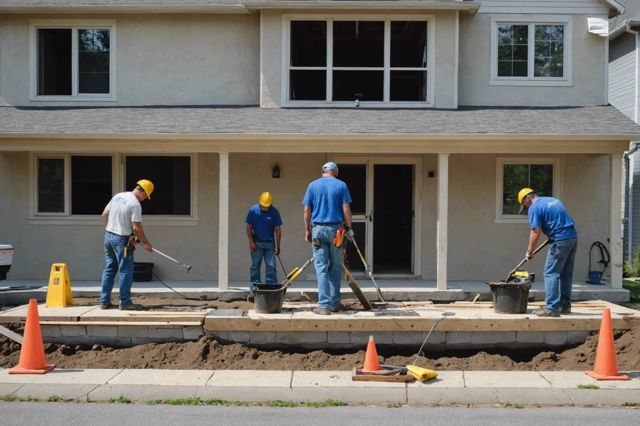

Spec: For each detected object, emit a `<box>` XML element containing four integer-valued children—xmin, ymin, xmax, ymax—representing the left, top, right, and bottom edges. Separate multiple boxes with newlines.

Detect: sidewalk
<box><xmin>1</xmin><ymin>369</ymin><xmax>639</xmax><ymax>406</ymax></box>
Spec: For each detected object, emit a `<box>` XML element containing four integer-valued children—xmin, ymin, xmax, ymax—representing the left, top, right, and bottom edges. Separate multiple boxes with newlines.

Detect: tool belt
<box><xmin>124</xmin><ymin>234</ymin><xmax>137</xmax><ymax>258</ymax></box>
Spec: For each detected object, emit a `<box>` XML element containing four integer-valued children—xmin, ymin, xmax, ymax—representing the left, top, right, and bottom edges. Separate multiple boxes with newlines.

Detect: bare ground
<box><xmin>1</xmin><ymin>296</ymin><xmax>640</xmax><ymax>371</ymax></box>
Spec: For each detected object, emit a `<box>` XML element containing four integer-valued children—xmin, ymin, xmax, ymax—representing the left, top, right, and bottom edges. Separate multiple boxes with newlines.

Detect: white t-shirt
<box><xmin>104</xmin><ymin>192</ymin><xmax>142</xmax><ymax>236</ymax></box>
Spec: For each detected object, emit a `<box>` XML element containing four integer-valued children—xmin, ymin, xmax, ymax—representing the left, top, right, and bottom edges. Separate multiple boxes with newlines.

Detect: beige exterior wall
<box><xmin>0</xmin><ymin>14</ymin><xmax>260</xmax><ymax>106</ymax></box>
<box><xmin>259</xmin><ymin>9</ymin><xmax>458</xmax><ymax>108</ymax></box>
<box><xmin>459</xmin><ymin>14</ymin><xmax>607</xmax><ymax>106</ymax></box>
<box><xmin>0</xmin><ymin>150</ymin><xmax>613</xmax><ymax>284</ymax></box>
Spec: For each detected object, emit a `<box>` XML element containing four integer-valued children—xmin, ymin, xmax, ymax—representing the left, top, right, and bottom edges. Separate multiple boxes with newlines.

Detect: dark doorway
<box><xmin>373</xmin><ymin>164</ymin><xmax>413</xmax><ymax>273</ymax></box>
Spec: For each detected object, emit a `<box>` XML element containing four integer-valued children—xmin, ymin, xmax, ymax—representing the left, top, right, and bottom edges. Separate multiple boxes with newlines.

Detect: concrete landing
<box><xmin>0</xmin><ymin>300</ymin><xmax>638</xmax><ymax>349</ymax></box>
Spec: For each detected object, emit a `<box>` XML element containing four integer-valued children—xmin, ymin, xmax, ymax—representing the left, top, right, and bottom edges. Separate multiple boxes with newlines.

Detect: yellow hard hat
<box><xmin>517</xmin><ymin>187</ymin><xmax>534</xmax><ymax>205</ymax></box>
<box><xmin>259</xmin><ymin>191</ymin><xmax>272</xmax><ymax>207</ymax></box>
<box><xmin>137</xmin><ymin>179</ymin><xmax>154</xmax><ymax>199</ymax></box>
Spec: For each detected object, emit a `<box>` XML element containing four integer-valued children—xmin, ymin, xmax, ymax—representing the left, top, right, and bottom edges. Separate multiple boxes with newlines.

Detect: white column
<box><xmin>218</xmin><ymin>152</ymin><xmax>229</xmax><ymax>290</ymax></box>
<box><xmin>437</xmin><ymin>153</ymin><xmax>449</xmax><ymax>290</ymax></box>
<box><xmin>610</xmin><ymin>153</ymin><xmax>623</xmax><ymax>289</ymax></box>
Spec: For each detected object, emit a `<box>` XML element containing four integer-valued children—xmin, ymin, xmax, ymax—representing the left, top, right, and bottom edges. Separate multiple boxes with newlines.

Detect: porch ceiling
<box><xmin>0</xmin><ymin>106</ymin><xmax>639</xmax><ymax>143</ymax></box>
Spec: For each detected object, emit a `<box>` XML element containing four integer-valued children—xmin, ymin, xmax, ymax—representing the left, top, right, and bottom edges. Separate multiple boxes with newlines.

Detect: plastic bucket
<box><xmin>587</xmin><ymin>271</ymin><xmax>603</xmax><ymax>285</ymax></box>
<box><xmin>487</xmin><ymin>281</ymin><xmax>531</xmax><ymax>314</ymax></box>
<box><xmin>254</xmin><ymin>284</ymin><xmax>285</xmax><ymax>314</ymax></box>
<box><xmin>0</xmin><ymin>244</ymin><xmax>13</xmax><ymax>281</ymax></box>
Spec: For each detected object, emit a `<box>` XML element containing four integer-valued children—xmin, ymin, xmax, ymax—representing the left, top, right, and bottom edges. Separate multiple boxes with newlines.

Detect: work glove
<box><xmin>525</xmin><ymin>250</ymin><xmax>534</xmax><ymax>260</ymax></box>
<box><xmin>345</xmin><ymin>226</ymin><xmax>355</xmax><ymax>240</ymax></box>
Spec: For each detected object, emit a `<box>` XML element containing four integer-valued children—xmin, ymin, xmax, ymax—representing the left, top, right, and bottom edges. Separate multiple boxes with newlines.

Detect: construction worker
<box><xmin>246</xmin><ymin>192</ymin><xmax>283</xmax><ymax>289</ymax></box>
<box><xmin>303</xmin><ymin>162</ymin><xmax>353</xmax><ymax>315</ymax></box>
<box><xmin>519</xmin><ymin>187</ymin><xmax>578</xmax><ymax>317</ymax></box>
<box><xmin>99</xmin><ymin>180</ymin><xmax>154</xmax><ymax>311</ymax></box>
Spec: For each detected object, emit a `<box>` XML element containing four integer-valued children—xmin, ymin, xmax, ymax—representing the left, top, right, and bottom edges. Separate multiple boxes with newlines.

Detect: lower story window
<box><xmin>499</xmin><ymin>159</ymin><xmax>555</xmax><ymax>218</ymax></box>
<box><xmin>125</xmin><ymin>156</ymin><xmax>191</xmax><ymax>216</ymax></box>
<box><xmin>35</xmin><ymin>154</ymin><xmax>192</xmax><ymax>217</ymax></box>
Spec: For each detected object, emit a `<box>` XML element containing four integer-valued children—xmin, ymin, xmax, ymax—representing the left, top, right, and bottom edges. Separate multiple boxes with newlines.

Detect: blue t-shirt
<box><xmin>528</xmin><ymin>196</ymin><xmax>577</xmax><ymax>241</ymax></box>
<box><xmin>245</xmin><ymin>204</ymin><xmax>282</xmax><ymax>241</ymax></box>
<box><xmin>302</xmin><ymin>176</ymin><xmax>352</xmax><ymax>224</ymax></box>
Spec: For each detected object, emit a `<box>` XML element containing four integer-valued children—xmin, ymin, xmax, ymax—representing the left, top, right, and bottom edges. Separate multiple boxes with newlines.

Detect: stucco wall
<box><xmin>0</xmin><ymin>14</ymin><xmax>260</xmax><ymax>106</ymax></box>
<box><xmin>259</xmin><ymin>10</ymin><xmax>458</xmax><ymax>108</ymax></box>
<box><xmin>459</xmin><ymin>14</ymin><xmax>607</xmax><ymax>106</ymax></box>
<box><xmin>0</xmin><ymin>151</ymin><xmax>614</xmax><ymax>283</ymax></box>
<box><xmin>448</xmin><ymin>153</ymin><xmax>610</xmax><ymax>282</ymax></box>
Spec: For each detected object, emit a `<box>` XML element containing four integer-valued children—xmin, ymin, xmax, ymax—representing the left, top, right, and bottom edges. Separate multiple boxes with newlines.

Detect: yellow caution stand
<box><xmin>45</xmin><ymin>263</ymin><xmax>74</xmax><ymax>307</ymax></box>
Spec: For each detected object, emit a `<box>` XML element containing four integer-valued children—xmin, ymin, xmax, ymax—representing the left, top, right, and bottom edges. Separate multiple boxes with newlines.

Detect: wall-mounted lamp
<box><xmin>272</xmin><ymin>163</ymin><xmax>281</xmax><ymax>179</ymax></box>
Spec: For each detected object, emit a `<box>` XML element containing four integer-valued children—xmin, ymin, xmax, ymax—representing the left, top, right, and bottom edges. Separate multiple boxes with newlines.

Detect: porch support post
<box><xmin>218</xmin><ymin>152</ymin><xmax>229</xmax><ymax>290</ymax></box>
<box><xmin>610</xmin><ymin>153</ymin><xmax>623</xmax><ymax>289</ymax></box>
<box><xmin>437</xmin><ymin>153</ymin><xmax>449</xmax><ymax>290</ymax></box>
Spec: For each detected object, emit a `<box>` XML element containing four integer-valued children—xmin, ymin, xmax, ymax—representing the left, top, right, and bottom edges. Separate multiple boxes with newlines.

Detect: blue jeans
<box><xmin>312</xmin><ymin>224</ymin><xmax>343</xmax><ymax>309</ymax></box>
<box><xmin>100</xmin><ymin>233</ymin><xmax>134</xmax><ymax>306</ymax></box>
<box><xmin>543</xmin><ymin>238</ymin><xmax>578</xmax><ymax>313</ymax></box>
<box><xmin>250</xmin><ymin>240</ymin><xmax>277</xmax><ymax>289</ymax></box>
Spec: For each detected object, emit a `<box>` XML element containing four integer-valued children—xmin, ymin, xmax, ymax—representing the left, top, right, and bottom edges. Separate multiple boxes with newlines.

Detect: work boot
<box><xmin>533</xmin><ymin>309</ymin><xmax>560</xmax><ymax>317</ymax></box>
<box><xmin>313</xmin><ymin>307</ymin><xmax>332</xmax><ymax>315</ymax></box>
<box><xmin>119</xmin><ymin>303</ymin><xmax>144</xmax><ymax>311</ymax></box>
<box><xmin>561</xmin><ymin>306</ymin><xmax>571</xmax><ymax>314</ymax></box>
<box><xmin>329</xmin><ymin>303</ymin><xmax>346</xmax><ymax>313</ymax></box>
<box><xmin>100</xmin><ymin>302</ymin><xmax>112</xmax><ymax>310</ymax></box>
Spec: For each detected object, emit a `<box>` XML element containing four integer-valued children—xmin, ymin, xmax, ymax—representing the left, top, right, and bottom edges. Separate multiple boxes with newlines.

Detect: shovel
<box><xmin>505</xmin><ymin>239</ymin><xmax>550</xmax><ymax>283</ymax></box>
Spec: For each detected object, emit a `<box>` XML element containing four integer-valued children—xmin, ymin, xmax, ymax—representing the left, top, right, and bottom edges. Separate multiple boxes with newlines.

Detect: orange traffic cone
<box><xmin>585</xmin><ymin>308</ymin><xmax>628</xmax><ymax>380</ymax></box>
<box><xmin>361</xmin><ymin>335</ymin><xmax>384</xmax><ymax>373</ymax></box>
<box><xmin>9</xmin><ymin>299</ymin><xmax>55</xmax><ymax>374</ymax></box>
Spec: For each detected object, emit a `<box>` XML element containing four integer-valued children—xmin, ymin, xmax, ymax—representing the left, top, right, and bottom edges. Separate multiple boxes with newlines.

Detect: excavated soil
<box><xmin>2</xmin><ymin>297</ymin><xmax>640</xmax><ymax>371</ymax></box>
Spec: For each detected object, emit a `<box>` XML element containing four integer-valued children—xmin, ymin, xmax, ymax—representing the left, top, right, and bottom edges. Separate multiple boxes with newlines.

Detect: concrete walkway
<box><xmin>1</xmin><ymin>369</ymin><xmax>639</xmax><ymax>406</ymax></box>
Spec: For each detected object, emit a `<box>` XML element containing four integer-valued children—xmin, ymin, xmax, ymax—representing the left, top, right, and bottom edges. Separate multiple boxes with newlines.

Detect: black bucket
<box><xmin>253</xmin><ymin>284</ymin><xmax>285</xmax><ymax>314</ymax></box>
<box><xmin>487</xmin><ymin>281</ymin><xmax>531</xmax><ymax>314</ymax></box>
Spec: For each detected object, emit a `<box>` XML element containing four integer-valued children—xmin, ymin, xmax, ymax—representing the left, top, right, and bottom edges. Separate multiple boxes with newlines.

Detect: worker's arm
<box><xmin>132</xmin><ymin>222</ymin><xmax>152</xmax><ymax>252</ymax></box>
<box><xmin>101</xmin><ymin>208</ymin><xmax>109</xmax><ymax>225</ymax></box>
<box><xmin>246</xmin><ymin>224</ymin><xmax>256</xmax><ymax>252</ymax></box>
<box><xmin>304</xmin><ymin>206</ymin><xmax>312</xmax><ymax>242</ymax></box>
<box><xmin>342</xmin><ymin>204</ymin><xmax>352</xmax><ymax>228</ymax></box>
<box><xmin>526</xmin><ymin>228</ymin><xmax>542</xmax><ymax>258</ymax></box>
<box><xmin>274</xmin><ymin>226</ymin><xmax>281</xmax><ymax>255</ymax></box>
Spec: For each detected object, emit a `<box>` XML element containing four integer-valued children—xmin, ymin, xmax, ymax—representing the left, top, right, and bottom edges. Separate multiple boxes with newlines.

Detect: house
<box><xmin>0</xmin><ymin>0</ymin><xmax>639</xmax><ymax>295</ymax></box>
<box><xmin>609</xmin><ymin>0</ymin><xmax>640</xmax><ymax>266</ymax></box>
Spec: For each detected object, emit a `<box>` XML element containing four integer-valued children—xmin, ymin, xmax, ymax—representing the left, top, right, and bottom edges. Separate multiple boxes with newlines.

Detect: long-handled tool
<box><xmin>342</xmin><ymin>264</ymin><xmax>374</xmax><ymax>310</ymax></box>
<box><xmin>281</xmin><ymin>256</ymin><xmax>314</xmax><ymax>290</ymax></box>
<box><xmin>349</xmin><ymin>237</ymin><xmax>385</xmax><ymax>303</ymax></box>
<box><xmin>152</xmin><ymin>247</ymin><xmax>192</xmax><ymax>273</ymax></box>
<box><xmin>505</xmin><ymin>239</ymin><xmax>549</xmax><ymax>283</ymax></box>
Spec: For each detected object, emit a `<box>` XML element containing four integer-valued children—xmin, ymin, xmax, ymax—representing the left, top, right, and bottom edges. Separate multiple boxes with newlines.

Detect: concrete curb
<box><xmin>1</xmin><ymin>369</ymin><xmax>639</xmax><ymax>406</ymax></box>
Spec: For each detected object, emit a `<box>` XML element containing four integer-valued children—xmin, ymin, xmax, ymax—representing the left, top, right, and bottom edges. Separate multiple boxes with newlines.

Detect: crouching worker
<box><xmin>99</xmin><ymin>179</ymin><xmax>154</xmax><ymax>311</ymax></box>
<box><xmin>518</xmin><ymin>187</ymin><xmax>577</xmax><ymax>317</ymax></box>
<box><xmin>246</xmin><ymin>192</ymin><xmax>283</xmax><ymax>290</ymax></box>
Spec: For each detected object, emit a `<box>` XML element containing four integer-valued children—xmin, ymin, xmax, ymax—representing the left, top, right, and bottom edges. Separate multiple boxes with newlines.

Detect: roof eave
<box><xmin>610</xmin><ymin>18</ymin><xmax>640</xmax><ymax>40</ymax></box>
<box><xmin>242</xmin><ymin>1</ymin><xmax>481</xmax><ymax>12</ymax></box>
<box><xmin>0</xmin><ymin>132</ymin><xmax>637</xmax><ymax>141</ymax></box>
<box><xmin>604</xmin><ymin>0</ymin><xmax>625</xmax><ymax>15</ymax></box>
<box><xmin>0</xmin><ymin>5</ymin><xmax>249</xmax><ymax>14</ymax></box>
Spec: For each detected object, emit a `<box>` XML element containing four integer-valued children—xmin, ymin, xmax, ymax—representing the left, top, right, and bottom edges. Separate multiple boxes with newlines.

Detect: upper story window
<box><xmin>490</xmin><ymin>17</ymin><xmax>571</xmax><ymax>86</ymax></box>
<box><xmin>30</xmin><ymin>20</ymin><xmax>116</xmax><ymax>101</ymax></box>
<box><xmin>285</xmin><ymin>15</ymin><xmax>434</xmax><ymax>107</ymax></box>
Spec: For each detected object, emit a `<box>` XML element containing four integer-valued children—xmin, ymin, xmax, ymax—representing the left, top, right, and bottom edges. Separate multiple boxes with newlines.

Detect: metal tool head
<box><xmin>185</xmin><ymin>264</ymin><xmax>192</xmax><ymax>273</ymax></box>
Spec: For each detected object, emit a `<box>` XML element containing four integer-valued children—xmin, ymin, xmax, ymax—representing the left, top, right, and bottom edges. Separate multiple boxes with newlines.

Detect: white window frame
<box><xmin>495</xmin><ymin>157</ymin><xmax>561</xmax><ymax>224</ymax></box>
<box><xmin>282</xmin><ymin>14</ymin><xmax>435</xmax><ymax>107</ymax></box>
<box><xmin>29</xmin><ymin>153</ymin><xmax>199</xmax><ymax>225</ymax></box>
<box><xmin>490</xmin><ymin>15</ymin><xmax>572</xmax><ymax>87</ymax></box>
<box><xmin>29</xmin><ymin>19</ymin><xmax>117</xmax><ymax>102</ymax></box>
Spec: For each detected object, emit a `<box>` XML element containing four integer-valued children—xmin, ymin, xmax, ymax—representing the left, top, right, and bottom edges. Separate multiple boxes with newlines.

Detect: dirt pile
<box><xmin>2</xmin><ymin>326</ymin><xmax>640</xmax><ymax>371</ymax></box>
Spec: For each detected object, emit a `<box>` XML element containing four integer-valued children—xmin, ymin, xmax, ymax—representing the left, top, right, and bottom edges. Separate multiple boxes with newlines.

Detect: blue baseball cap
<box><xmin>322</xmin><ymin>161</ymin><xmax>338</xmax><ymax>171</ymax></box>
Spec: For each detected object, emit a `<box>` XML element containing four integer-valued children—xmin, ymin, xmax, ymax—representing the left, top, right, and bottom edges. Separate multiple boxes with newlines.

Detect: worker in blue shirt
<box><xmin>246</xmin><ymin>192</ymin><xmax>282</xmax><ymax>289</ymax></box>
<box><xmin>518</xmin><ymin>188</ymin><xmax>578</xmax><ymax>317</ymax></box>
<box><xmin>303</xmin><ymin>162</ymin><xmax>353</xmax><ymax>315</ymax></box>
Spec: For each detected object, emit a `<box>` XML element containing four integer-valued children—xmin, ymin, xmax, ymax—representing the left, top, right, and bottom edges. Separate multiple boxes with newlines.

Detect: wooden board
<box><xmin>351</xmin><ymin>367</ymin><xmax>414</xmax><ymax>382</ymax></box>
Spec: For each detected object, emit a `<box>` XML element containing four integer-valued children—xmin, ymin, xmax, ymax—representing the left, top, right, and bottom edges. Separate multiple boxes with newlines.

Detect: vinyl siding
<box><xmin>609</xmin><ymin>32</ymin><xmax>637</xmax><ymax>121</ymax></box>
<box><xmin>479</xmin><ymin>0</ymin><xmax>610</xmax><ymax>15</ymax></box>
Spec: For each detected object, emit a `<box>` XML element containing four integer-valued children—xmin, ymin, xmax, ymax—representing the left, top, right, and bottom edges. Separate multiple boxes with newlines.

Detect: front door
<box><xmin>338</xmin><ymin>159</ymin><xmax>418</xmax><ymax>275</ymax></box>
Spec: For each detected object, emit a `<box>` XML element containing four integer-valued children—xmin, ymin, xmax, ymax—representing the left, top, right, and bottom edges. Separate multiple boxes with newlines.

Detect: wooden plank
<box><xmin>351</xmin><ymin>367</ymin><xmax>414</xmax><ymax>383</ymax></box>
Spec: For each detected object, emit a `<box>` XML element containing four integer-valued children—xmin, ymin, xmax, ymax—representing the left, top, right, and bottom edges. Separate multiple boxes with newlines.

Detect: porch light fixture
<box><xmin>272</xmin><ymin>164</ymin><xmax>281</xmax><ymax>179</ymax></box>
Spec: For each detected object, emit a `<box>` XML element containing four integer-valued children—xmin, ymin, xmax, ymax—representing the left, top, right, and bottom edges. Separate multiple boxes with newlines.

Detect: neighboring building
<box><xmin>1</xmin><ymin>0</ymin><xmax>639</xmax><ymax>291</ymax></box>
<box><xmin>609</xmin><ymin>0</ymin><xmax>640</xmax><ymax>265</ymax></box>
